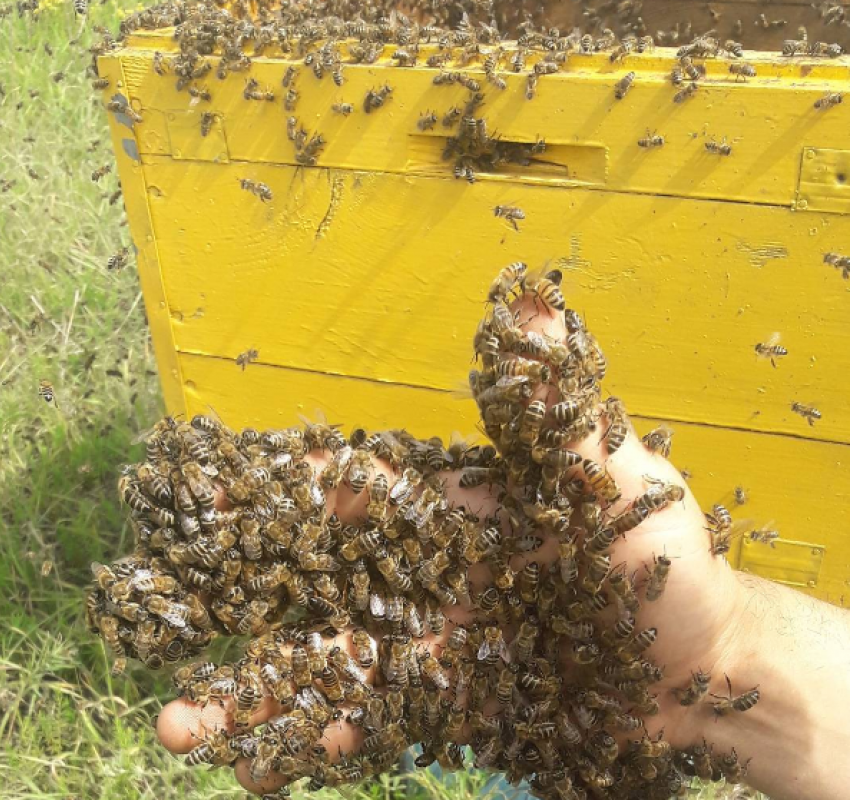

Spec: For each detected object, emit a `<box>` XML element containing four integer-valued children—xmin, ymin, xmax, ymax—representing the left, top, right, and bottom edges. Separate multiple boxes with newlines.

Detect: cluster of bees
<box><xmin>87</xmin><ymin>262</ymin><xmax>762</xmax><ymax>800</ymax></box>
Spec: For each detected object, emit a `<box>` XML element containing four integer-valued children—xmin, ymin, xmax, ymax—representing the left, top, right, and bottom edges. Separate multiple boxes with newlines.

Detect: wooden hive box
<box><xmin>99</xmin><ymin>18</ymin><xmax>850</xmax><ymax>604</ymax></box>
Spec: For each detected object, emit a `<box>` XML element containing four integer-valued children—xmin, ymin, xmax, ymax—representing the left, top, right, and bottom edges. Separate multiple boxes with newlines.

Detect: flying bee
<box><xmin>614</xmin><ymin>71</ymin><xmax>636</xmax><ymax>99</ymax></box>
<box><xmin>674</xmin><ymin>82</ymin><xmax>698</xmax><ymax>102</ymax></box>
<box><xmin>705</xmin><ymin>137</ymin><xmax>732</xmax><ymax>155</ymax></box>
<box><xmin>38</xmin><ymin>379</ymin><xmax>57</xmax><ymax>407</ymax></box>
<box><xmin>237</xmin><ymin>179</ymin><xmax>272</xmax><ymax>202</ymax></box>
<box><xmin>753</xmin><ymin>332</ymin><xmax>788</xmax><ymax>367</ymax></box>
<box><xmin>107</xmin><ymin>247</ymin><xmax>130</xmax><ymax>271</ymax></box>
<box><xmin>791</xmin><ymin>402</ymin><xmax>821</xmax><ymax>426</ymax></box>
<box><xmin>642</xmin><ymin>424</ymin><xmax>673</xmax><ymax>458</ymax></box>
<box><xmin>729</xmin><ymin>62</ymin><xmax>756</xmax><ymax>80</ymax></box>
<box><xmin>645</xmin><ymin>553</ymin><xmax>672</xmax><ymax>601</ymax></box>
<box><xmin>638</xmin><ymin>129</ymin><xmax>664</xmax><ymax>148</ymax></box>
<box><xmin>711</xmin><ymin>674</ymin><xmax>760</xmax><ymax>716</ymax></box>
<box><xmin>748</xmin><ymin>524</ymin><xmax>780</xmax><ymax>547</ymax></box>
<box><xmin>673</xmin><ymin>668</ymin><xmax>711</xmax><ymax>705</ymax></box>
<box><xmin>91</xmin><ymin>165</ymin><xmax>112</xmax><ymax>182</ymax></box>
<box><xmin>91</xmin><ymin>77</ymin><xmax>110</xmax><ymax>90</ymax></box>
<box><xmin>494</xmin><ymin>205</ymin><xmax>525</xmax><ymax>231</ymax></box>
<box><xmin>331</xmin><ymin>102</ymin><xmax>353</xmax><ymax>115</ymax></box>
<box><xmin>814</xmin><ymin>92</ymin><xmax>842</xmax><ymax>109</ymax></box>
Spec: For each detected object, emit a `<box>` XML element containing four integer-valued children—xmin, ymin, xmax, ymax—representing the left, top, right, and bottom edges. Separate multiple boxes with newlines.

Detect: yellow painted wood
<box><xmin>137</xmin><ymin>158</ymin><xmax>850</xmax><ymax>445</ymax></box>
<box><xmin>100</xmin><ymin>40</ymin><xmax>850</xmax><ymax>602</ymax></box>
<box><xmin>98</xmin><ymin>58</ymin><xmax>187</xmax><ymax>416</ymax></box>
<box><xmin>110</xmin><ymin>41</ymin><xmax>850</xmax><ymax>209</ymax></box>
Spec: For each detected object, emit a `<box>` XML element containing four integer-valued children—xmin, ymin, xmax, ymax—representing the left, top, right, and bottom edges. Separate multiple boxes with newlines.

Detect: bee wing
<box><xmin>499</xmin><ymin>638</ymin><xmax>511</xmax><ymax>663</ymax></box>
<box><xmin>476</xmin><ymin>640</ymin><xmax>491</xmax><ymax>661</ymax></box>
<box><xmin>766</xmin><ymin>331</ymin><xmax>781</xmax><ymax>347</ymax></box>
<box><xmin>369</xmin><ymin>592</ymin><xmax>386</xmax><ymax>618</ymax></box>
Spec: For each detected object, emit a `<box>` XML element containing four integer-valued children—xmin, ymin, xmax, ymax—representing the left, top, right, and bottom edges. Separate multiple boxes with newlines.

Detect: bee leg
<box><xmin>510</xmin><ymin>218</ymin><xmax>519</xmax><ymax>232</ymax></box>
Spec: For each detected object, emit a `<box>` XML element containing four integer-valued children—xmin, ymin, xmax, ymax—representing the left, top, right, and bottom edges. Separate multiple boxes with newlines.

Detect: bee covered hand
<box><xmin>154</xmin><ymin>293</ymin><xmax>765</xmax><ymax>797</ymax></box>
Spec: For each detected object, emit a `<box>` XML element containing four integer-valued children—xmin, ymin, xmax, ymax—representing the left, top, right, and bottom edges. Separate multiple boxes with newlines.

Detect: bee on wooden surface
<box><xmin>284</xmin><ymin>88</ymin><xmax>299</xmax><ymax>111</ymax></box>
<box><xmin>494</xmin><ymin>205</ymin><xmax>525</xmax><ymax>231</ymax></box>
<box><xmin>152</xmin><ymin>51</ymin><xmax>168</xmax><ymax>76</ymax></box>
<box><xmin>363</xmin><ymin>84</ymin><xmax>393</xmax><ymax>114</ymax></box>
<box><xmin>282</xmin><ymin>65</ymin><xmax>298</xmax><ymax>88</ymax></box>
<box><xmin>705</xmin><ymin>137</ymin><xmax>732</xmax><ymax>155</ymax></box>
<box><xmin>614</xmin><ymin>71</ymin><xmax>635</xmax><ymax>99</ymax></box>
<box><xmin>91</xmin><ymin>165</ymin><xmax>112</xmax><ymax>182</ymax></box>
<box><xmin>824</xmin><ymin>251</ymin><xmax>850</xmax><ymax>279</ymax></box>
<box><xmin>680</xmin><ymin>56</ymin><xmax>705</xmax><ymax>82</ymax></box>
<box><xmin>199</xmin><ymin>111</ymin><xmax>216</xmax><ymax>137</ymax></box>
<box><xmin>791</xmin><ymin>402</ymin><xmax>822</xmax><ymax>426</ymax></box>
<box><xmin>107</xmin><ymin>246</ymin><xmax>130</xmax><ymax>271</ymax></box>
<box><xmin>670</xmin><ymin>66</ymin><xmax>684</xmax><ymax>86</ymax></box>
<box><xmin>638</xmin><ymin>129</ymin><xmax>664</xmax><ymax>148</ymax></box>
<box><xmin>243</xmin><ymin>78</ymin><xmax>274</xmax><ymax>102</ymax></box>
<box><xmin>733</xmin><ymin>485</ymin><xmax>749</xmax><ymax>506</ymax></box>
<box><xmin>814</xmin><ymin>92</ymin><xmax>842</xmax><ymax>110</ymax></box>
<box><xmin>525</xmin><ymin>71</ymin><xmax>538</xmax><ymax>100</ymax></box>
<box><xmin>711</xmin><ymin>674</ymin><xmax>760</xmax><ymax>716</ymax></box>
<box><xmin>238</xmin><ymin>178</ymin><xmax>272</xmax><ymax>202</ymax></box>
<box><xmin>729</xmin><ymin>62</ymin><xmax>756</xmax><ymax>81</ymax></box>
<box><xmin>417</xmin><ymin>110</ymin><xmax>438</xmax><ymax>131</ymax></box>
<box><xmin>235</xmin><ymin>348</ymin><xmax>258</xmax><ymax>370</ymax></box>
<box><xmin>673</xmin><ymin>82</ymin><xmax>698</xmax><ymax>103</ymax></box>
<box><xmin>642</xmin><ymin>424</ymin><xmax>673</xmax><ymax>458</ymax></box>
<box><xmin>331</xmin><ymin>102</ymin><xmax>353</xmax><ymax>116</ymax></box>
<box><xmin>782</xmin><ymin>37</ymin><xmax>809</xmax><ymax>57</ymax></box>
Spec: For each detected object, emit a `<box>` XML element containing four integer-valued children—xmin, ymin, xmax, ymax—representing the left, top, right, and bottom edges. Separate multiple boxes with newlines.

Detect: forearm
<box><xmin>703</xmin><ymin>574</ymin><xmax>850</xmax><ymax>800</ymax></box>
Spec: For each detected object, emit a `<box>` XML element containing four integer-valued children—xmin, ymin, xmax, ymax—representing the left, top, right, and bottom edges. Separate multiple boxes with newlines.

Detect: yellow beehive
<box><xmin>99</xmin><ymin>29</ymin><xmax>850</xmax><ymax>603</ymax></box>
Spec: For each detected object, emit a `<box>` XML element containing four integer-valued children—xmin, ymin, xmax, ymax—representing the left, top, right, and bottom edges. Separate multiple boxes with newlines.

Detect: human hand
<box><xmin>154</xmin><ymin>290</ymin><xmax>747</xmax><ymax>795</ymax></box>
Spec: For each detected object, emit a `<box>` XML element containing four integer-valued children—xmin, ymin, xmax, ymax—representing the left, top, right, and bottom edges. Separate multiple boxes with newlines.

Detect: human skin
<box><xmin>155</xmin><ymin>300</ymin><xmax>850</xmax><ymax>799</ymax></box>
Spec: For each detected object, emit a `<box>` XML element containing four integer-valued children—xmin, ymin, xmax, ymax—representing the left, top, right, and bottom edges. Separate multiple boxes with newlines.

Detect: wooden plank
<box><xmin>104</xmin><ymin>46</ymin><xmax>850</xmax><ymax>209</ymax></box>
<box><xmin>141</xmin><ymin>160</ymin><xmax>850</xmax><ymax>445</ymax></box>
<box><xmin>177</xmin><ymin>352</ymin><xmax>850</xmax><ymax>604</ymax></box>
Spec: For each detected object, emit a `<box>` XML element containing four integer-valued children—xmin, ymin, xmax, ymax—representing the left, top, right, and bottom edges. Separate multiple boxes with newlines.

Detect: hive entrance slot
<box><xmin>406</xmin><ymin>135</ymin><xmax>608</xmax><ymax>187</ymax></box>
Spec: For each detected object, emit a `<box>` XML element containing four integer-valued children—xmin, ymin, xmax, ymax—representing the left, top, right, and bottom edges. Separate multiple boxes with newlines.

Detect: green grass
<box><xmin>0</xmin><ymin>5</ymin><xmax>761</xmax><ymax>799</ymax></box>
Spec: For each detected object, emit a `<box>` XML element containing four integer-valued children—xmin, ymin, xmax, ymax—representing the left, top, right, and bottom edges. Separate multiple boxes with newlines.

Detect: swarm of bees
<box><xmin>87</xmin><ymin>262</ymin><xmax>760</xmax><ymax>800</ymax></box>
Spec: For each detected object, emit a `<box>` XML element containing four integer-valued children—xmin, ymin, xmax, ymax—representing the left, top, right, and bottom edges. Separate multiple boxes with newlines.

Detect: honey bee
<box><xmin>754</xmin><ymin>332</ymin><xmax>788</xmax><ymax>367</ymax></box>
<box><xmin>583</xmin><ymin>459</ymin><xmax>621</xmax><ymax>503</ymax></box>
<box><xmin>38</xmin><ymin>379</ymin><xmax>57</xmax><ymax>407</ymax></box>
<box><xmin>525</xmin><ymin>268</ymin><xmax>566</xmax><ymax>310</ymax></box>
<box><xmin>152</xmin><ymin>51</ymin><xmax>168</xmax><ymax>76</ymax></box>
<box><xmin>729</xmin><ymin>62</ymin><xmax>756</xmax><ymax>81</ymax></box>
<box><xmin>237</xmin><ymin>179</ymin><xmax>273</xmax><ymax>202</ymax></box>
<box><xmin>673</xmin><ymin>668</ymin><xmax>711</xmax><ymax>705</ymax></box>
<box><xmin>243</xmin><ymin>78</ymin><xmax>274</xmax><ymax>102</ymax></box>
<box><xmin>614</xmin><ymin>72</ymin><xmax>635</xmax><ymax>98</ymax></box>
<box><xmin>636</xmin><ymin>126</ymin><xmax>665</xmax><ymax>148</ymax></box>
<box><xmin>705</xmin><ymin>137</ymin><xmax>732</xmax><ymax>156</ymax></box>
<box><xmin>91</xmin><ymin>77</ymin><xmax>110</xmax><ymax>90</ymax></box>
<box><xmin>91</xmin><ymin>165</ymin><xmax>112</xmax><ymax>182</ymax></box>
<box><xmin>494</xmin><ymin>205</ymin><xmax>526</xmax><ymax>231</ymax></box>
<box><xmin>488</xmin><ymin>261</ymin><xmax>527</xmax><ymax>304</ymax></box>
<box><xmin>641</xmin><ymin>424</ymin><xmax>673</xmax><ymax>458</ymax></box>
<box><xmin>107</xmin><ymin>247</ymin><xmax>130</xmax><ymax>271</ymax></box>
<box><xmin>747</xmin><ymin>524</ymin><xmax>780</xmax><ymax>547</ymax></box>
<box><xmin>284</xmin><ymin>87</ymin><xmax>299</xmax><ymax>111</ymax></box>
<box><xmin>711</xmin><ymin>674</ymin><xmax>760</xmax><ymax>716</ymax></box>
<box><xmin>419</xmin><ymin>651</ymin><xmax>450</xmax><ymax>690</ymax></box>
<box><xmin>186</xmin><ymin>727</ymin><xmax>234</xmax><ymax>767</ymax></box>
<box><xmin>282</xmin><ymin>65</ymin><xmax>298</xmax><ymax>87</ymax></box>
<box><xmin>106</xmin><ymin>100</ymin><xmax>143</xmax><ymax>123</ymax></box>
<box><xmin>199</xmin><ymin>111</ymin><xmax>215</xmax><ymax>137</ymax></box>
<box><xmin>363</xmin><ymin>84</ymin><xmax>393</xmax><ymax>114</ymax></box>
<box><xmin>477</xmin><ymin>625</ymin><xmax>509</xmax><ymax>666</ymax></box>
<box><xmin>331</xmin><ymin>102</ymin><xmax>353</xmax><ymax>115</ymax></box>
<box><xmin>645</xmin><ymin>553</ymin><xmax>672</xmax><ymax>601</ymax></box>
<box><xmin>791</xmin><ymin>402</ymin><xmax>822</xmax><ymax>426</ymax></box>
<box><xmin>673</xmin><ymin>82</ymin><xmax>698</xmax><ymax>102</ymax></box>
<box><xmin>814</xmin><ymin>92</ymin><xmax>843</xmax><ymax>110</ymax></box>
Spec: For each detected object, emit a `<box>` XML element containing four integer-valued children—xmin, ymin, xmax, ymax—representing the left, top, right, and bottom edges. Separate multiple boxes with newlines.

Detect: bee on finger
<box><xmin>711</xmin><ymin>674</ymin><xmax>760</xmax><ymax>716</ymax></box>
